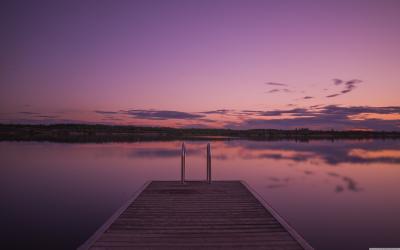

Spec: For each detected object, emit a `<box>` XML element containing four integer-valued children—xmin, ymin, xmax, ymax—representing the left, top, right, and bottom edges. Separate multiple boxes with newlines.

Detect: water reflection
<box><xmin>1</xmin><ymin>140</ymin><xmax>400</xmax><ymax>250</ymax></box>
<box><xmin>223</xmin><ymin>140</ymin><xmax>400</xmax><ymax>164</ymax></box>
<box><xmin>124</xmin><ymin>140</ymin><xmax>400</xmax><ymax>164</ymax></box>
<box><xmin>327</xmin><ymin>172</ymin><xmax>362</xmax><ymax>192</ymax></box>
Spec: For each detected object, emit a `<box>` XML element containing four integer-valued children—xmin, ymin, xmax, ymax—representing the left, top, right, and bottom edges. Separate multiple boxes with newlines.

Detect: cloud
<box><xmin>332</xmin><ymin>79</ymin><xmax>343</xmax><ymax>85</ymax></box>
<box><xmin>326</xmin><ymin>79</ymin><xmax>362</xmax><ymax>98</ymax></box>
<box><xmin>342</xmin><ymin>79</ymin><xmax>361</xmax><ymax>93</ymax></box>
<box><xmin>323</xmin><ymin>105</ymin><xmax>400</xmax><ymax>115</ymax></box>
<box><xmin>255</xmin><ymin>108</ymin><xmax>310</xmax><ymax>117</ymax></box>
<box><xmin>36</xmin><ymin>115</ymin><xmax>59</xmax><ymax>119</ymax></box>
<box><xmin>265</xmin><ymin>87</ymin><xmax>292</xmax><ymax>94</ymax></box>
<box><xmin>93</xmin><ymin>109</ymin><xmax>207</xmax><ymax>122</ymax></box>
<box><xmin>326</xmin><ymin>93</ymin><xmax>340</xmax><ymax>98</ymax></box>
<box><xmin>17</xmin><ymin>112</ymin><xmax>60</xmax><ymax>119</ymax></box>
<box><xmin>201</xmin><ymin>109</ymin><xmax>232</xmax><ymax>115</ymax></box>
<box><xmin>2</xmin><ymin>118</ymin><xmax>98</xmax><ymax>125</ymax></box>
<box><xmin>335</xmin><ymin>185</ymin><xmax>344</xmax><ymax>192</ymax></box>
<box><xmin>264</xmin><ymin>81</ymin><xmax>296</xmax><ymax>95</ymax></box>
<box><xmin>122</xmin><ymin>109</ymin><xmax>205</xmax><ymax>120</ymax></box>
<box><xmin>7</xmin><ymin>104</ymin><xmax>400</xmax><ymax>131</ymax></box>
<box><xmin>265</xmin><ymin>82</ymin><xmax>288</xmax><ymax>87</ymax></box>
<box><xmin>265</xmin><ymin>78</ymin><xmax>362</xmax><ymax>99</ymax></box>
<box><xmin>19</xmin><ymin>111</ymin><xmax>40</xmax><ymax>115</ymax></box>
<box><xmin>94</xmin><ymin>110</ymin><xmax>120</xmax><ymax>115</ymax></box>
<box><xmin>265</xmin><ymin>82</ymin><xmax>293</xmax><ymax>94</ymax></box>
<box><xmin>267</xmin><ymin>89</ymin><xmax>280</xmax><ymax>93</ymax></box>
<box><xmin>225</xmin><ymin>105</ymin><xmax>400</xmax><ymax>131</ymax></box>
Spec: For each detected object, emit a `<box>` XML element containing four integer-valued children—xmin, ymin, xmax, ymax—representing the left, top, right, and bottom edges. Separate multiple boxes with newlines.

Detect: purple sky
<box><xmin>1</xmin><ymin>0</ymin><xmax>400</xmax><ymax>130</ymax></box>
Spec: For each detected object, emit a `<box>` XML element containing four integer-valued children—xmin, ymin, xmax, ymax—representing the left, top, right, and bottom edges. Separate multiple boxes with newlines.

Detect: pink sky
<box><xmin>1</xmin><ymin>0</ymin><xmax>399</xmax><ymax>130</ymax></box>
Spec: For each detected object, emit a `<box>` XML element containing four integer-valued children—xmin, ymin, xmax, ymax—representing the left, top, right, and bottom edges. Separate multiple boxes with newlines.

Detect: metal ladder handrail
<box><xmin>180</xmin><ymin>142</ymin><xmax>212</xmax><ymax>184</ymax></box>
<box><xmin>206</xmin><ymin>143</ymin><xmax>211</xmax><ymax>183</ymax></box>
<box><xmin>181</xmin><ymin>143</ymin><xmax>186</xmax><ymax>184</ymax></box>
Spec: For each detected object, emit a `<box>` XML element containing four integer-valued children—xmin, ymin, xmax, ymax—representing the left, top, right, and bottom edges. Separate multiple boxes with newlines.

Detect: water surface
<box><xmin>1</xmin><ymin>140</ymin><xmax>400</xmax><ymax>249</ymax></box>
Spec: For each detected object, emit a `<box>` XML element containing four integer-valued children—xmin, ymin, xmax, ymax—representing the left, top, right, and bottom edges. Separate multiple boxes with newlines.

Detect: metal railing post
<box><xmin>207</xmin><ymin>143</ymin><xmax>211</xmax><ymax>183</ymax></box>
<box><xmin>181</xmin><ymin>143</ymin><xmax>186</xmax><ymax>184</ymax></box>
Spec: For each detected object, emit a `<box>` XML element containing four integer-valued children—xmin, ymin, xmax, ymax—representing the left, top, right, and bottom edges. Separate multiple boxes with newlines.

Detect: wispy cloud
<box><xmin>326</xmin><ymin>79</ymin><xmax>362</xmax><ymax>98</ymax></box>
<box><xmin>93</xmin><ymin>109</ymin><xmax>206</xmax><ymax>120</ymax></box>
<box><xmin>254</xmin><ymin>108</ymin><xmax>310</xmax><ymax>117</ymax></box>
<box><xmin>201</xmin><ymin>109</ymin><xmax>232</xmax><ymax>115</ymax></box>
<box><xmin>264</xmin><ymin>85</ymin><xmax>293</xmax><ymax>94</ymax></box>
<box><xmin>264</xmin><ymin>78</ymin><xmax>363</xmax><ymax>100</ymax></box>
<box><xmin>225</xmin><ymin>105</ymin><xmax>400</xmax><ymax>131</ymax></box>
<box><xmin>122</xmin><ymin>110</ymin><xmax>205</xmax><ymax>120</ymax></box>
<box><xmin>36</xmin><ymin>115</ymin><xmax>59</xmax><ymax>119</ymax></box>
<box><xmin>265</xmin><ymin>82</ymin><xmax>288</xmax><ymax>87</ymax></box>
<box><xmin>94</xmin><ymin>110</ymin><xmax>120</xmax><ymax>115</ymax></box>
<box><xmin>332</xmin><ymin>78</ymin><xmax>343</xmax><ymax>85</ymax></box>
<box><xmin>267</xmin><ymin>89</ymin><xmax>280</xmax><ymax>93</ymax></box>
<box><xmin>326</xmin><ymin>93</ymin><xmax>340</xmax><ymax>98</ymax></box>
<box><xmin>19</xmin><ymin>111</ymin><xmax>40</xmax><ymax>115</ymax></box>
<box><xmin>17</xmin><ymin>111</ymin><xmax>60</xmax><ymax>120</ymax></box>
<box><xmin>7</xmin><ymin>105</ymin><xmax>400</xmax><ymax>131</ymax></box>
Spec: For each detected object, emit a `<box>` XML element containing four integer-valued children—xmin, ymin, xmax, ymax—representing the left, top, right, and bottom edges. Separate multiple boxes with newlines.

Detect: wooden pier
<box><xmin>80</xmin><ymin>181</ymin><xmax>313</xmax><ymax>249</ymax></box>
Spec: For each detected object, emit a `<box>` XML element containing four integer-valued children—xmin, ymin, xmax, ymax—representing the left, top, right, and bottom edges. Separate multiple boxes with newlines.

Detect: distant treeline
<box><xmin>1</xmin><ymin>124</ymin><xmax>400</xmax><ymax>143</ymax></box>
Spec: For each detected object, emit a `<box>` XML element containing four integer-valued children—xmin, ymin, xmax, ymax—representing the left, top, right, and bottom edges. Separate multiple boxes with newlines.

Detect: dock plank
<box><xmin>80</xmin><ymin>181</ymin><xmax>312</xmax><ymax>249</ymax></box>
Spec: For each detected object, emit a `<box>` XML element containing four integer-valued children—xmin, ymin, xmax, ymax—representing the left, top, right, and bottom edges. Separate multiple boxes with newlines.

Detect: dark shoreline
<box><xmin>1</xmin><ymin>124</ymin><xmax>400</xmax><ymax>143</ymax></box>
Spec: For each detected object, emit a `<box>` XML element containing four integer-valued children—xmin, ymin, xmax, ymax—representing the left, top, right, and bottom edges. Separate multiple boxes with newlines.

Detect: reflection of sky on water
<box><xmin>224</xmin><ymin>140</ymin><xmax>400</xmax><ymax>164</ymax></box>
<box><xmin>1</xmin><ymin>140</ymin><xmax>400</xmax><ymax>250</ymax></box>
<box><xmin>125</xmin><ymin>140</ymin><xmax>400</xmax><ymax>165</ymax></box>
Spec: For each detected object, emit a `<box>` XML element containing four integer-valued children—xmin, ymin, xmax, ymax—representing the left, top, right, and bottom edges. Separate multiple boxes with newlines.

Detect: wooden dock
<box><xmin>80</xmin><ymin>181</ymin><xmax>313</xmax><ymax>249</ymax></box>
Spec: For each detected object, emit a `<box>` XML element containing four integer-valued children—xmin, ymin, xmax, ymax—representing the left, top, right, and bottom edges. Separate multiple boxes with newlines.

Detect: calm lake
<box><xmin>1</xmin><ymin>140</ymin><xmax>400</xmax><ymax>249</ymax></box>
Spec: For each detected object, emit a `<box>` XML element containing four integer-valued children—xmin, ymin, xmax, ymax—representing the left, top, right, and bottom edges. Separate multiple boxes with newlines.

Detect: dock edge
<box><xmin>240</xmin><ymin>180</ymin><xmax>314</xmax><ymax>250</ymax></box>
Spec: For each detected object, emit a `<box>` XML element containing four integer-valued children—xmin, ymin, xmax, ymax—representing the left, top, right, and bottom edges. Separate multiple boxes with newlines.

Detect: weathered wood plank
<box><xmin>79</xmin><ymin>181</ymin><xmax>313</xmax><ymax>250</ymax></box>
